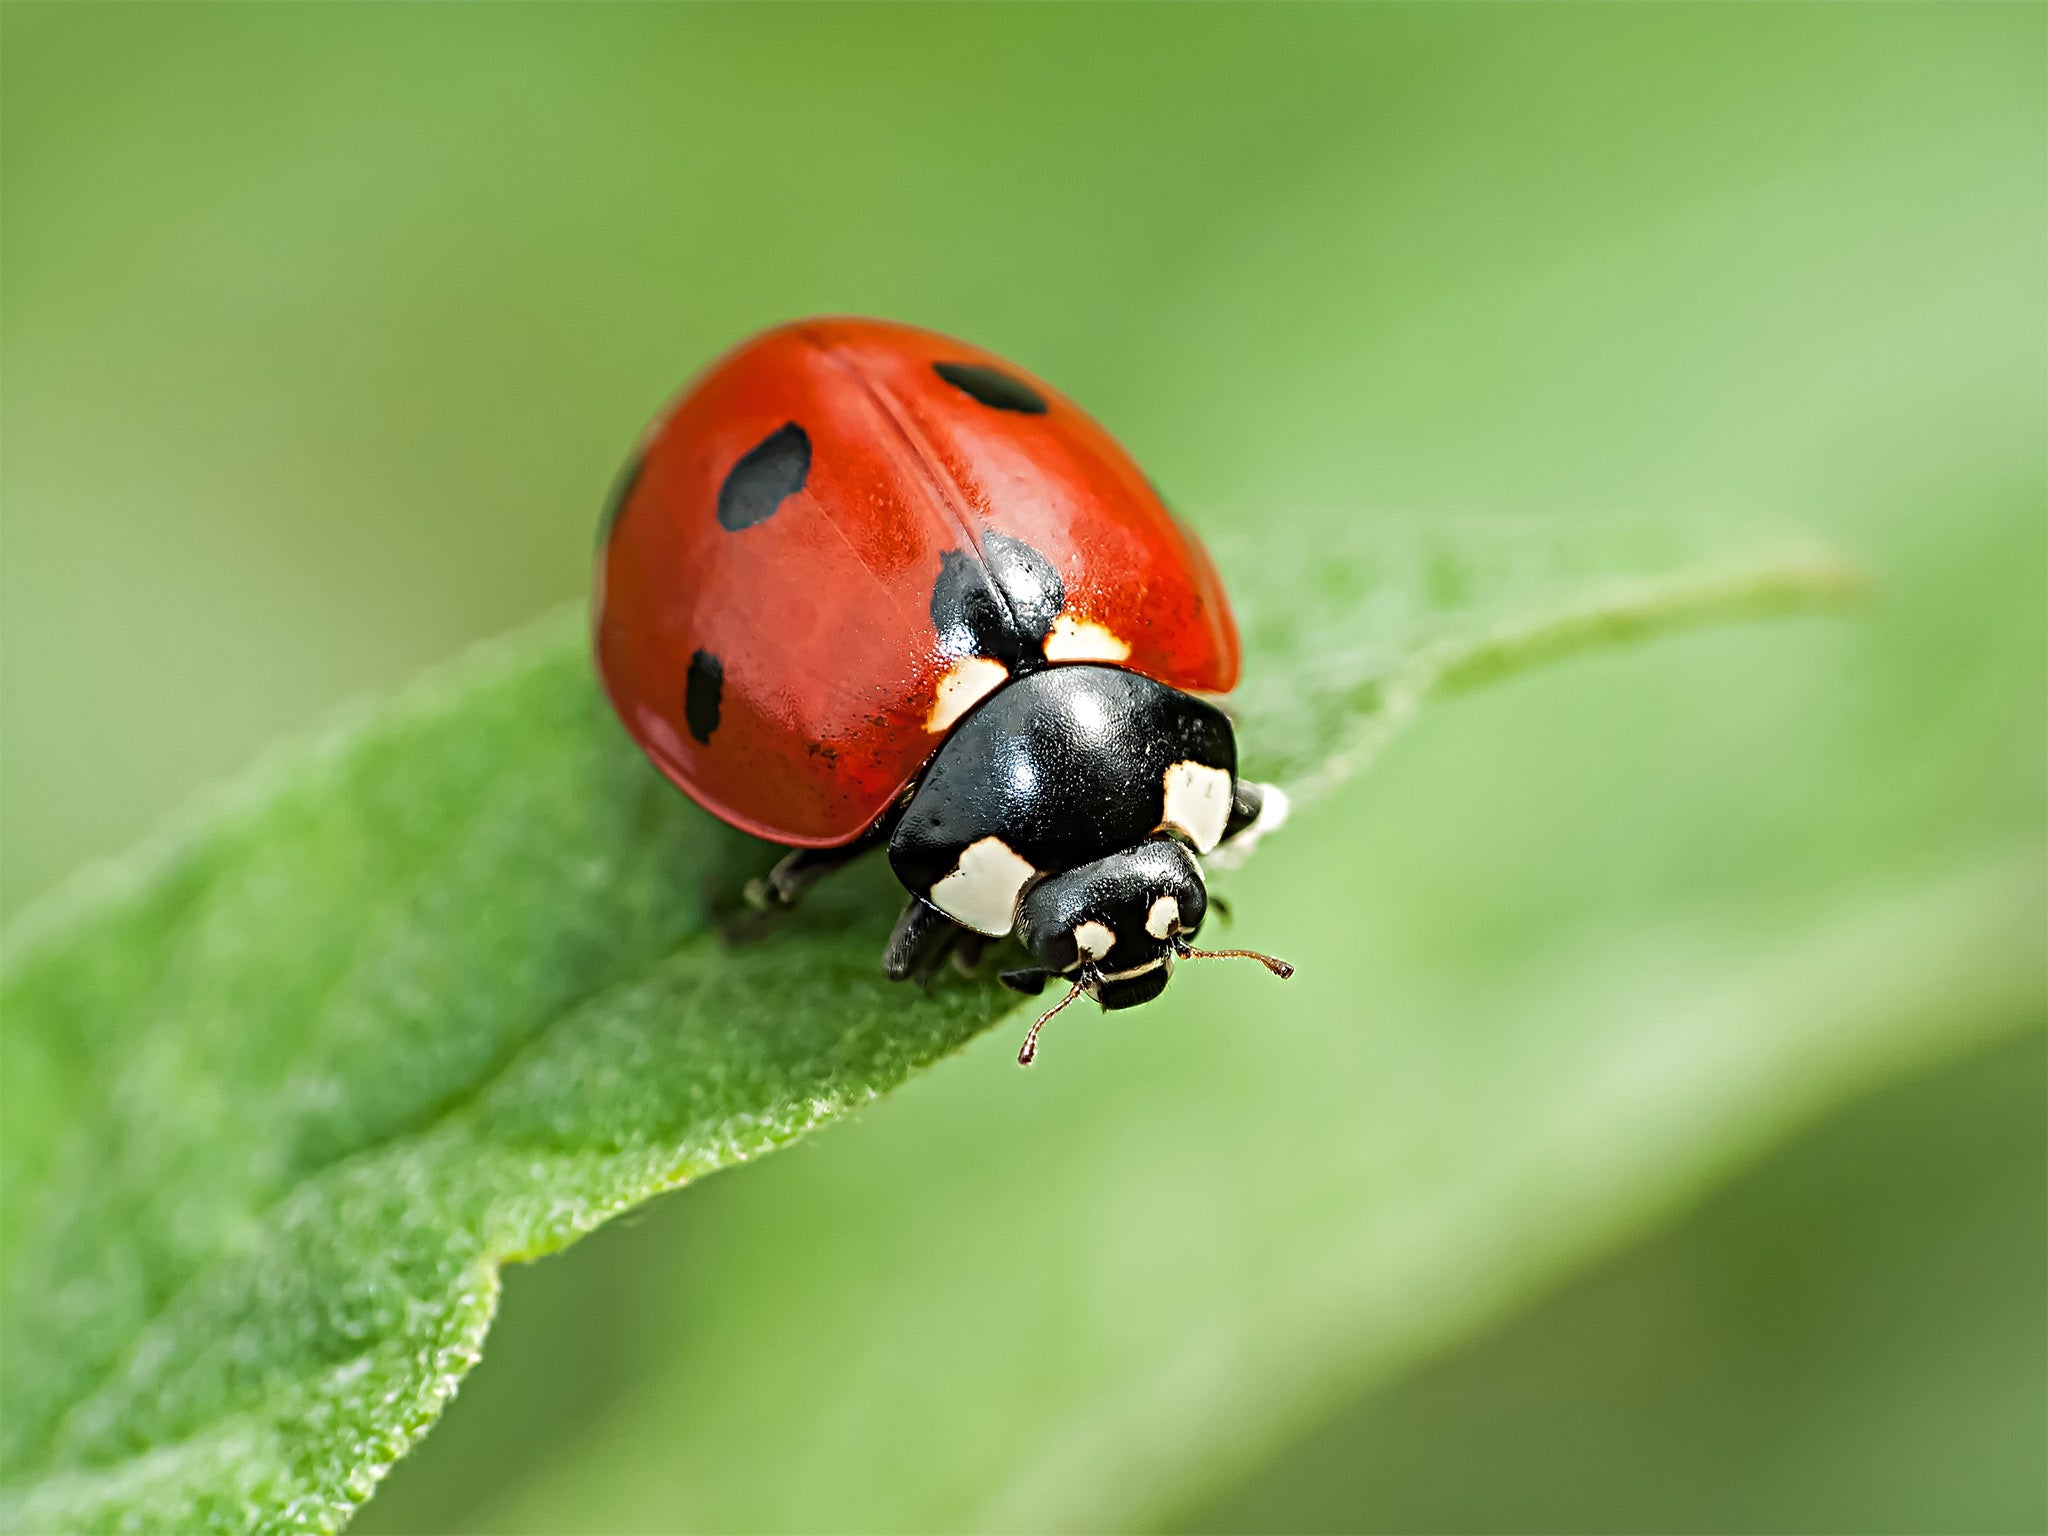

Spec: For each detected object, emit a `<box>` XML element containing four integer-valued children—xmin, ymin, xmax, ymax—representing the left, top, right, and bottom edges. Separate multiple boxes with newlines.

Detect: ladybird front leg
<box><xmin>1216</xmin><ymin>779</ymin><xmax>1290</xmax><ymax>849</ymax></box>
<box><xmin>1221</xmin><ymin>781</ymin><xmax>1263</xmax><ymax>845</ymax></box>
<box><xmin>882</xmin><ymin>895</ymin><xmax>966</xmax><ymax>983</ymax></box>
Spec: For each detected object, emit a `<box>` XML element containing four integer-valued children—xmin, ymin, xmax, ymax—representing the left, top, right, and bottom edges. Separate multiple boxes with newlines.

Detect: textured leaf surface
<box><xmin>0</xmin><ymin>514</ymin><xmax>1844</xmax><ymax>1534</ymax></box>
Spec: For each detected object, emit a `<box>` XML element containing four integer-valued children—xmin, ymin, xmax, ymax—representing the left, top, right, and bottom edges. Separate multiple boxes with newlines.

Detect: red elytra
<box><xmin>593</xmin><ymin>317</ymin><xmax>1241</xmax><ymax>848</ymax></box>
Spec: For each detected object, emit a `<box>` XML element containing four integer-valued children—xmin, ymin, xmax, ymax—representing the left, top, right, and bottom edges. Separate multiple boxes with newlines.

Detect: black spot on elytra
<box><xmin>717</xmin><ymin>423</ymin><xmax>810</xmax><ymax>531</ymax></box>
<box><xmin>930</xmin><ymin>532</ymin><xmax>1064</xmax><ymax>667</ymax></box>
<box><xmin>933</xmin><ymin>362</ymin><xmax>1048</xmax><ymax>415</ymax></box>
<box><xmin>596</xmin><ymin>450</ymin><xmax>645</xmax><ymax>547</ymax></box>
<box><xmin>931</xmin><ymin>551</ymin><xmax>1005</xmax><ymax>660</ymax></box>
<box><xmin>685</xmin><ymin>650</ymin><xmax>723</xmax><ymax>744</ymax></box>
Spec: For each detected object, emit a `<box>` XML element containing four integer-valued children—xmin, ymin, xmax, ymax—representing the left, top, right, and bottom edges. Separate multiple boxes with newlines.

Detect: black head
<box><xmin>1000</xmin><ymin>837</ymin><xmax>1297</xmax><ymax>1065</ymax></box>
<box><xmin>1014</xmin><ymin>837</ymin><xmax>1208</xmax><ymax>1009</ymax></box>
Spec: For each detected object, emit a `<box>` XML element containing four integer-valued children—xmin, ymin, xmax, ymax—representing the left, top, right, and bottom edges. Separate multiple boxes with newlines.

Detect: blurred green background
<box><xmin>3</xmin><ymin>4</ymin><xmax>2042</xmax><ymax>1532</ymax></box>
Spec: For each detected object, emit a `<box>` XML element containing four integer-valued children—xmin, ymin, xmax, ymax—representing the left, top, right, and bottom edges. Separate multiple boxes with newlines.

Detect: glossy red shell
<box><xmin>593</xmin><ymin>317</ymin><xmax>1241</xmax><ymax>848</ymax></box>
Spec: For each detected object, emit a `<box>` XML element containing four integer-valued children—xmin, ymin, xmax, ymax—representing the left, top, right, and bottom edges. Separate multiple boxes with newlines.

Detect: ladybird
<box><xmin>594</xmin><ymin>318</ymin><xmax>1291</xmax><ymax>1064</ymax></box>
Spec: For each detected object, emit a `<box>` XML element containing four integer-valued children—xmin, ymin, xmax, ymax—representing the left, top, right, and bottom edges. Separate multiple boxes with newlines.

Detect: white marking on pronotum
<box><xmin>1161</xmin><ymin>760</ymin><xmax>1233</xmax><ymax>853</ymax></box>
<box><xmin>1145</xmin><ymin>894</ymin><xmax>1180</xmax><ymax>939</ymax></box>
<box><xmin>1203</xmin><ymin>782</ymin><xmax>1291</xmax><ymax>871</ymax></box>
<box><xmin>1042</xmin><ymin>613</ymin><xmax>1131</xmax><ymax>664</ymax></box>
<box><xmin>1073</xmin><ymin>921</ymin><xmax>1116</xmax><ymax>961</ymax></box>
<box><xmin>929</xmin><ymin>836</ymin><xmax>1037</xmax><ymax>936</ymax></box>
<box><xmin>926</xmin><ymin>656</ymin><xmax>1009</xmax><ymax>733</ymax></box>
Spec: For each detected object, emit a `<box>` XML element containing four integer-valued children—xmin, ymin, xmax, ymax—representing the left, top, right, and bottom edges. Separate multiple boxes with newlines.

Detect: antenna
<box><xmin>1173</xmin><ymin>941</ymin><xmax>1295</xmax><ymax>979</ymax></box>
<box><xmin>1018</xmin><ymin>979</ymin><xmax>1085</xmax><ymax>1066</ymax></box>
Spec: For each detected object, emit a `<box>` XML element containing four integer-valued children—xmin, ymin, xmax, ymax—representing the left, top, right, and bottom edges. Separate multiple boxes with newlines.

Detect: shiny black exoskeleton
<box><xmin>754</xmin><ymin>661</ymin><xmax>1290</xmax><ymax>1064</ymax></box>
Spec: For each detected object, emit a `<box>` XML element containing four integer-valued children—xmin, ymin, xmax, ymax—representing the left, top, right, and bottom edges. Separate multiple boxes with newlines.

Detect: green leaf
<box><xmin>1174</xmin><ymin>1030</ymin><xmax>2048</xmax><ymax>1534</ymax></box>
<box><xmin>1221</xmin><ymin>516</ymin><xmax>1857</xmax><ymax>800</ymax></box>
<box><xmin>0</xmin><ymin>515</ymin><xmax>1847</xmax><ymax>1535</ymax></box>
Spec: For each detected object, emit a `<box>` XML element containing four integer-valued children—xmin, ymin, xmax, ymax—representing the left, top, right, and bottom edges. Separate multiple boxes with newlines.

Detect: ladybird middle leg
<box><xmin>744</xmin><ymin>844</ymin><xmax>862</xmax><ymax>912</ymax></box>
<box><xmin>745</xmin><ymin>807</ymin><xmax>900</xmax><ymax>911</ymax></box>
<box><xmin>950</xmin><ymin>932</ymin><xmax>989</xmax><ymax>977</ymax></box>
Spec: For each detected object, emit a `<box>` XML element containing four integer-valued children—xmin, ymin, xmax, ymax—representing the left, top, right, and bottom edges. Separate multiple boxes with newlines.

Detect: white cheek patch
<box><xmin>1145</xmin><ymin>895</ymin><xmax>1180</xmax><ymax>940</ymax></box>
<box><xmin>929</xmin><ymin>837</ymin><xmax>1037</xmax><ymax>936</ymax></box>
<box><xmin>926</xmin><ymin>656</ymin><xmax>1009</xmax><ymax>734</ymax></box>
<box><xmin>1072</xmin><ymin>920</ymin><xmax>1116</xmax><ymax>961</ymax></box>
<box><xmin>1042</xmin><ymin>613</ymin><xmax>1131</xmax><ymax>664</ymax></box>
<box><xmin>1161</xmin><ymin>760</ymin><xmax>1233</xmax><ymax>853</ymax></box>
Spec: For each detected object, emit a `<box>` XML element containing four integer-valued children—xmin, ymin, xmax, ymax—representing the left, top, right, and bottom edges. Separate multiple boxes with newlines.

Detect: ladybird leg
<box><xmin>950</xmin><ymin>932</ymin><xmax>989</xmax><ymax>977</ymax></box>
<box><xmin>745</xmin><ymin>807</ymin><xmax>901</xmax><ymax>911</ymax></box>
<box><xmin>1220</xmin><ymin>781</ymin><xmax>1266</xmax><ymax>845</ymax></box>
<box><xmin>912</xmin><ymin>927</ymin><xmax>965</xmax><ymax>990</ymax></box>
<box><xmin>745</xmin><ymin>844</ymin><xmax>861</xmax><ymax>911</ymax></box>
<box><xmin>1213</xmin><ymin>780</ymin><xmax>1290</xmax><ymax>859</ymax></box>
<box><xmin>882</xmin><ymin>896</ymin><xmax>961</xmax><ymax>983</ymax></box>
